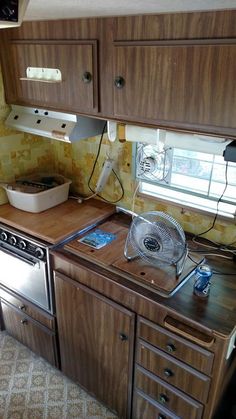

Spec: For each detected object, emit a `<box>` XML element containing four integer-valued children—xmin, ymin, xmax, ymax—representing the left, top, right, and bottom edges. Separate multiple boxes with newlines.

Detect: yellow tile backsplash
<box><xmin>0</xmin><ymin>65</ymin><xmax>235</xmax><ymax>246</ymax></box>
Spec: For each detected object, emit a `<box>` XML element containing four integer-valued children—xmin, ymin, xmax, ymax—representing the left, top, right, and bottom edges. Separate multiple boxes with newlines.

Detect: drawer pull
<box><xmin>164</xmin><ymin>368</ymin><xmax>174</xmax><ymax>377</ymax></box>
<box><xmin>82</xmin><ymin>71</ymin><xmax>92</xmax><ymax>84</ymax></box>
<box><xmin>166</xmin><ymin>343</ymin><xmax>176</xmax><ymax>353</ymax></box>
<box><xmin>159</xmin><ymin>393</ymin><xmax>169</xmax><ymax>404</ymax></box>
<box><xmin>158</xmin><ymin>415</ymin><xmax>166</xmax><ymax>419</ymax></box>
<box><xmin>114</xmin><ymin>76</ymin><xmax>125</xmax><ymax>88</ymax></box>
<box><xmin>119</xmin><ymin>332</ymin><xmax>128</xmax><ymax>341</ymax></box>
<box><xmin>19</xmin><ymin>304</ymin><xmax>26</xmax><ymax>311</ymax></box>
<box><xmin>20</xmin><ymin>319</ymin><xmax>28</xmax><ymax>325</ymax></box>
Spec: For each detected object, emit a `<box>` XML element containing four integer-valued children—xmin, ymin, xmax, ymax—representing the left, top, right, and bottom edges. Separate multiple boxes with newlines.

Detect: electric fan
<box><xmin>136</xmin><ymin>143</ymin><xmax>171</xmax><ymax>182</ymax></box>
<box><xmin>124</xmin><ymin>211</ymin><xmax>187</xmax><ymax>277</ymax></box>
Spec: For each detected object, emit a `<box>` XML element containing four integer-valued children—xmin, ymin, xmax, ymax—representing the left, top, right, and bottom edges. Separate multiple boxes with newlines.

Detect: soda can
<box><xmin>193</xmin><ymin>265</ymin><xmax>212</xmax><ymax>298</ymax></box>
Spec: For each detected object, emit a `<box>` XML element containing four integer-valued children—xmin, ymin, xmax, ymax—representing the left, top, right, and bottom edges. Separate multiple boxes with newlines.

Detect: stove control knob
<box><xmin>0</xmin><ymin>231</ymin><xmax>8</xmax><ymax>241</ymax></box>
<box><xmin>9</xmin><ymin>235</ymin><xmax>17</xmax><ymax>246</ymax></box>
<box><xmin>35</xmin><ymin>247</ymin><xmax>44</xmax><ymax>259</ymax></box>
<box><xmin>19</xmin><ymin>240</ymin><xmax>26</xmax><ymax>250</ymax></box>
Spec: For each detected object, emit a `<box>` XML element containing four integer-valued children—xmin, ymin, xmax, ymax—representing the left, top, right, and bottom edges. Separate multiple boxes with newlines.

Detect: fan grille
<box><xmin>129</xmin><ymin>211</ymin><xmax>186</xmax><ymax>266</ymax></box>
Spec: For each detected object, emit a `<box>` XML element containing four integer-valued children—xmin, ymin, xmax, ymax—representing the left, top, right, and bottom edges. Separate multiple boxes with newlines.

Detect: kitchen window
<box><xmin>135</xmin><ymin>132</ymin><xmax>236</xmax><ymax>219</ymax></box>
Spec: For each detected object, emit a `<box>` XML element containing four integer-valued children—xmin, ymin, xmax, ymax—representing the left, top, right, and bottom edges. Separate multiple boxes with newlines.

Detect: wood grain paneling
<box><xmin>115</xmin><ymin>11</ymin><xmax>236</xmax><ymax>41</ymax></box>
<box><xmin>135</xmin><ymin>366</ymin><xmax>203</xmax><ymax>419</ymax></box>
<box><xmin>1</xmin><ymin>10</ymin><xmax>236</xmax><ymax>135</ymax></box>
<box><xmin>54</xmin><ymin>271</ymin><xmax>135</xmax><ymax>418</ymax></box>
<box><xmin>1</xmin><ymin>300</ymin><xmax>57</xmax><ymax>366</ymax></box>
<box><xmin>0</xmin><ymin>286</ymin><xmax>55</xmax><ymax>330</ymax></box>
<box><xmin>113</xmin><ymin>41</ymin><xmax>236</xmax><ymax>136</ymax></box>
<box><xmin>133</xmin><ymin>389</ymin><xmax>181</xmax><ymax>419</ymax></box>
<box><xmin>0</xmin><ymin>199</ymin><xmax>115</xmax><ymax>244</ymax></box>
<box><xmin>137</xmin><ymin>339</ymin><xmax>211</xmax><ymax>403</ymax></box>
<box><xmin>51</xmin><ymin>250</ymin><xmax>235</xmax><ymax>419</ymax></box>
<box><xmin>138</xmin><ymin>317</ymin><xmax>214</xmax><ymax>374</ymax></box>
<box><xmin>10</xmin><ymin>40</ymin><xmax>98</xmax><ymax>112</ymax></box>
<box><xmin>0</xmin><ymin>17</ymin><xmax>114</xmax><ymax>117</ymax></box>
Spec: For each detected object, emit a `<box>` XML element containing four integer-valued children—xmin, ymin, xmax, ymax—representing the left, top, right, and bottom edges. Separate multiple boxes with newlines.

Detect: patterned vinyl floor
<box><xmin>0</xmin><ymin>331</ymin><xmax>118</xmax><ymax>419</ymax></box>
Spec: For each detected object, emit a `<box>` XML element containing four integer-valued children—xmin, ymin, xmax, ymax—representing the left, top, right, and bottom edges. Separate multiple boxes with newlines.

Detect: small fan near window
<box><xmin>136</xmin><ymin>143</ymin><xmax>171</xmax><ymax>183</ymax></box>
<box><xmin>124</xmin><ymin>211</ymin><xmax>188</xmax><ymax>277</ymax></box>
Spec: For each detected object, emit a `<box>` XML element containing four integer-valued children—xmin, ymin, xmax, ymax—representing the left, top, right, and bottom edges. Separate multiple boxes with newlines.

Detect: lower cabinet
<box><xmin>54</xmin><ymin>271</ymin><xmax>135</xmax><ymax>419</ymax></box>
<box><xmin>0</xmin><ymin>299</ymin><xmax>57</xmax><ymax>366</ymax></box>
<box><xmin>133</xmin><ymin>317</ymin><xmax>214</xmax><ymax>419</ymax></box>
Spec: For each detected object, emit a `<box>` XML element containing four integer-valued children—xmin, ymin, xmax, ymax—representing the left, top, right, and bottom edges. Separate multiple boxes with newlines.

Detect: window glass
<box><xmin>136</xmin><ymin>138</ymin><xmax>236</xmax><ymax>218</ymax></box>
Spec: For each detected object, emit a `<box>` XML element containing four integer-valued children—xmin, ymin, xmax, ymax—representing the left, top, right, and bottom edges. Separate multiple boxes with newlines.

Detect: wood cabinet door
<box><xmin>113</xmin><ymin>41</ymin><xmax>236</xmax><ymax>136</ymax></box>
<box><xmin>9</xmin><ymin>40</ymin><xmax>98</xmax><ymax>113</ymax></box>
<box><xmin>1</xmin><ymin>300</ymin><xmax>57</xmax><ymax>366</ymax></box>
<box><xmin>54</xmin><ymin>271</ymin><xmax>135</xmax><ymax>419</ymax></box>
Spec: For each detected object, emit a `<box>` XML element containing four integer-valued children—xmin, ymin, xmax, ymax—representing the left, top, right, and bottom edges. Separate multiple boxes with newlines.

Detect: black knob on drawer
<box><xmin>158</xmin><ymin>415</ymin><xmax>166</xmax><ymax>419</ymax></box>
<box><xmin>82</xmin><ymin>71</ymin><xmax>92</xmax><ymax>83</ymax></box>
<box><xmin>159</xmin><ymin>393</ymin><xmax>169</xmax><ymax>404</ymax></box>
<box><xmin>166</xmin><ymin>343</ymin><xmax>176</xmax><ymax>353</ymax></box>
<box><xmin>19</xmin><ymin>304</ymin><xmax>26</xmax><ymax>311</ymax></box>
<box><xmin>20</xmin><ymin>319</ymin><xmax>28</xmax><ymax>325</ymax></box>
<box><xmin>114</xmin><ymin>76</ymin><xmax>125</xmax><ymax>88</ymax></box>
<box><xmin>164</xmin><ymin>368</ymin><xmax>174</xmax><ymax>377</ymax></box>
<box><xmin>119</xmin><ymin>333</ymin><xmax>128</xmax><ymax>341</ymax></box>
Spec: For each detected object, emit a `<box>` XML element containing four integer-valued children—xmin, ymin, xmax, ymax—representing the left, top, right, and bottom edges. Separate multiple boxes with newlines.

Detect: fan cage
<box><xmin>124</xmin><ymin>211</ymin><xmax>187</xmax><ymax>276</ymax></box>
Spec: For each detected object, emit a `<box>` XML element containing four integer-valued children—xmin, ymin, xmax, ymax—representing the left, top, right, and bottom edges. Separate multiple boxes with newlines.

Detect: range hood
<box><xmin>5</xmin><ymin>105</ymin><xmax>106</xmax><ymax>142</ymax></box>
<box><xmin>0</xmin><ymin>0</ymin><xmax>29</xmax><ymax>29</ymax></box>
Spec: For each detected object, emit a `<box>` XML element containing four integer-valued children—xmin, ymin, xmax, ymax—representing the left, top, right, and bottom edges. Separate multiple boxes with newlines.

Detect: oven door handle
<box><xmin>0</xmin><ymin>246</ymin><xmax>38</xmax><ymax>266</ymax></box>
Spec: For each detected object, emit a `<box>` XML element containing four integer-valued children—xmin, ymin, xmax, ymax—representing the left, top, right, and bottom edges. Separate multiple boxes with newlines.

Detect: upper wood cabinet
<box><xmin>54</xmin><ymin>270</ymin><xmax>135</xmax><ymax>419</ymax></box>
<box><xmin>1</xmin><ymin>11</ymin><xmax>236</xmax><ymax>137</ymax></box>
<box><xmin>113</xmin><ymin>40</ymin><xmax>236</xmax><ymax>137</ymax></box>
<box><xmin>7</xmin><ymin>40</ymin><xmax>98</xmax><ymax>113</ymax></box>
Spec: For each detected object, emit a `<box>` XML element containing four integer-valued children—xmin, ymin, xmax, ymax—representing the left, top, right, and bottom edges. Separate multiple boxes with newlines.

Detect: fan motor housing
<box><xmin>143</xmin><ymin>236</ymin><xmax>160</xmax><ymax>252</ymax></box>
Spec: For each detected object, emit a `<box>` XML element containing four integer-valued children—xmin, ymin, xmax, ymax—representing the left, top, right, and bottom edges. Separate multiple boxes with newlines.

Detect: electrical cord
<box><xmin>131</xmin><ymin>181</ymin><xmax>140</xmax><ymax>218</ymax></box>
<box><xmin>87</xmin><ymin>121</ymin><xmax>107</xmax><ymax>195</ymax></box>
<box><xmin>192</xmin><ymin>162</ymin><xmax>229</xmax><ymax>241</ymax></box>
<box><xmin>187</xmin><ymin>254</ymin><xmax>236</xmax><ymax>275</ymax></box>
<box><xmin>187</xmin><ymin>253</ymin><xmax>202</xmax><ymax>265</ymax></box>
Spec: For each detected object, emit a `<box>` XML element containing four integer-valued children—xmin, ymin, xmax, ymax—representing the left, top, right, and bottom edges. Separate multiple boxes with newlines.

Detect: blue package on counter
<box><xmin>78</xmin><ymin>229</ymin><xmax>117</xmax><ymax>249</ymax></box>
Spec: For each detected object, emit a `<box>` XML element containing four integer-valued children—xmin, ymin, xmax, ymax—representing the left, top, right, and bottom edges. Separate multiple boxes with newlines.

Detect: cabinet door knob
<box><xmin>166</xmin><ymin>343</ymin><xmax>176</xmax><ymax>353</ymax></box>
<box><xmin>114</xmin><ymin>76</ymin><xmax>125</xmax><ymax>89</ymax></box>
<box><xmin>159</xmin><ymin>393</ymin><xmax>169</xmax><ymax>404</ymax></box>
<box><xmin>82</xmin><ymin>71</ymin><xmax>92</xmax><ymax>83</ymax></box>
<box><xmin>20</xmin><ymin>319</ymin><xmax>28</xmax><ymax>325</ymax></box>
<box><xmin>119</xmin><ymin>332</ymin><xmax>128</xmax><ymax>341</ymax></box>
<box><xmin>19</xmin><ymin>304</ymin><xmax>26</xmax><ymax>311</ymax></box>
<box><xmin>158</xmin><ymin>415</ymin><xmax>166</xmax><ymax>419</ymax></box>
<box><xmin>164</xmin><ymin>368</ymin><xmax>174</xmax><ymax>377</ymax></box>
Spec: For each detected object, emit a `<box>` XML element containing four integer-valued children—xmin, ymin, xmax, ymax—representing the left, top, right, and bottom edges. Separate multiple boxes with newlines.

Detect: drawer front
<box><xmin>1</xmin><ymin>300</ymin><xmax>57</xmax><ymax>366</ymax></box>
<box><xmin>137</xmin><ymin>340</ymin><xmax>210</xmax><ymax>403</ymax></box>
<box><xmin>138</xmin><ymin>317</ymin><xmax>214</xmax><ymax>374</ymax></box>
<box><xmin>135</xmin><ymin>366</ymin><xmax>203</xmax><ymax>419</ymax></box>
<box><xmin>133</xmin><ymin>390</ymin><xmax>181</xmax><ymax>419</ymax></box>
<box><xmin>0</xmin><ymin>286</ymin><xmax>55</xmax><ymax>330</ymax></box>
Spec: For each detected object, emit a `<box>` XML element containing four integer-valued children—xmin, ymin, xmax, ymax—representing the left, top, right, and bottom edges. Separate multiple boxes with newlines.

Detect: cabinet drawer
<box><xmin>138</xmin><ymin>317</ymin><xmax>214</xmax><ymax>374</ymax></box>
<box><xmin>1</xmin><ymin>300</ymin><xmax>57</xmax><ymax>366</ymax></box>
<box><xmin>133</xmin><ymin>389</ymin><xmax>181</xmax><ymax>419</ymax></box>
<box><xmin>135</xmin><ymin>366</ymin><xmax>203</xmax><ymax>419</ymax></box>
<box><xmin>137</xmin><ymin>340</ymin><xmax>210</xmax><ymax>403</ymax></box>
<box><xmin>0</xmin><ymin>286</ymin><xmax>55</xmax><ymax>330</ymax></box>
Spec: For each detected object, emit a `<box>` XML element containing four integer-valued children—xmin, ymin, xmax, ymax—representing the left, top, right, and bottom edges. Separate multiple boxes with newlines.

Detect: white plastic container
<box><xmin>4</xmin><ymin>174</ymin><xmax>72</xmax><ymax>213</ymax></box>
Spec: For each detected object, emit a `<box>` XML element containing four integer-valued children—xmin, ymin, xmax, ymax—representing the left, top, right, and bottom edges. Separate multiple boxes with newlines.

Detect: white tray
<box><xmin>5</xmin><ymin>173</ymin><xmax>72</xmax><ymax>213</ymax></box>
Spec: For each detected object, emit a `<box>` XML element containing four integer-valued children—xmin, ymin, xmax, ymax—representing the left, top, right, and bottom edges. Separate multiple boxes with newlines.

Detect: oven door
<box><xmin>0</xmin><ymin>247</ymin><xmax>50</xmax><ymax>312</ymax></box>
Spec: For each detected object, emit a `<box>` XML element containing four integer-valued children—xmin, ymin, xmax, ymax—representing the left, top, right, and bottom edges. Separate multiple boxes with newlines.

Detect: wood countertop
<box><xmin>52</xmin><ymin>212</ymin><xmax>236</xmax><ymax>337</ymax></box>
<box><xmin>0</xmin><ymin>199</ymin><xmax>115</xmax><ymax>244</ymax></box>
